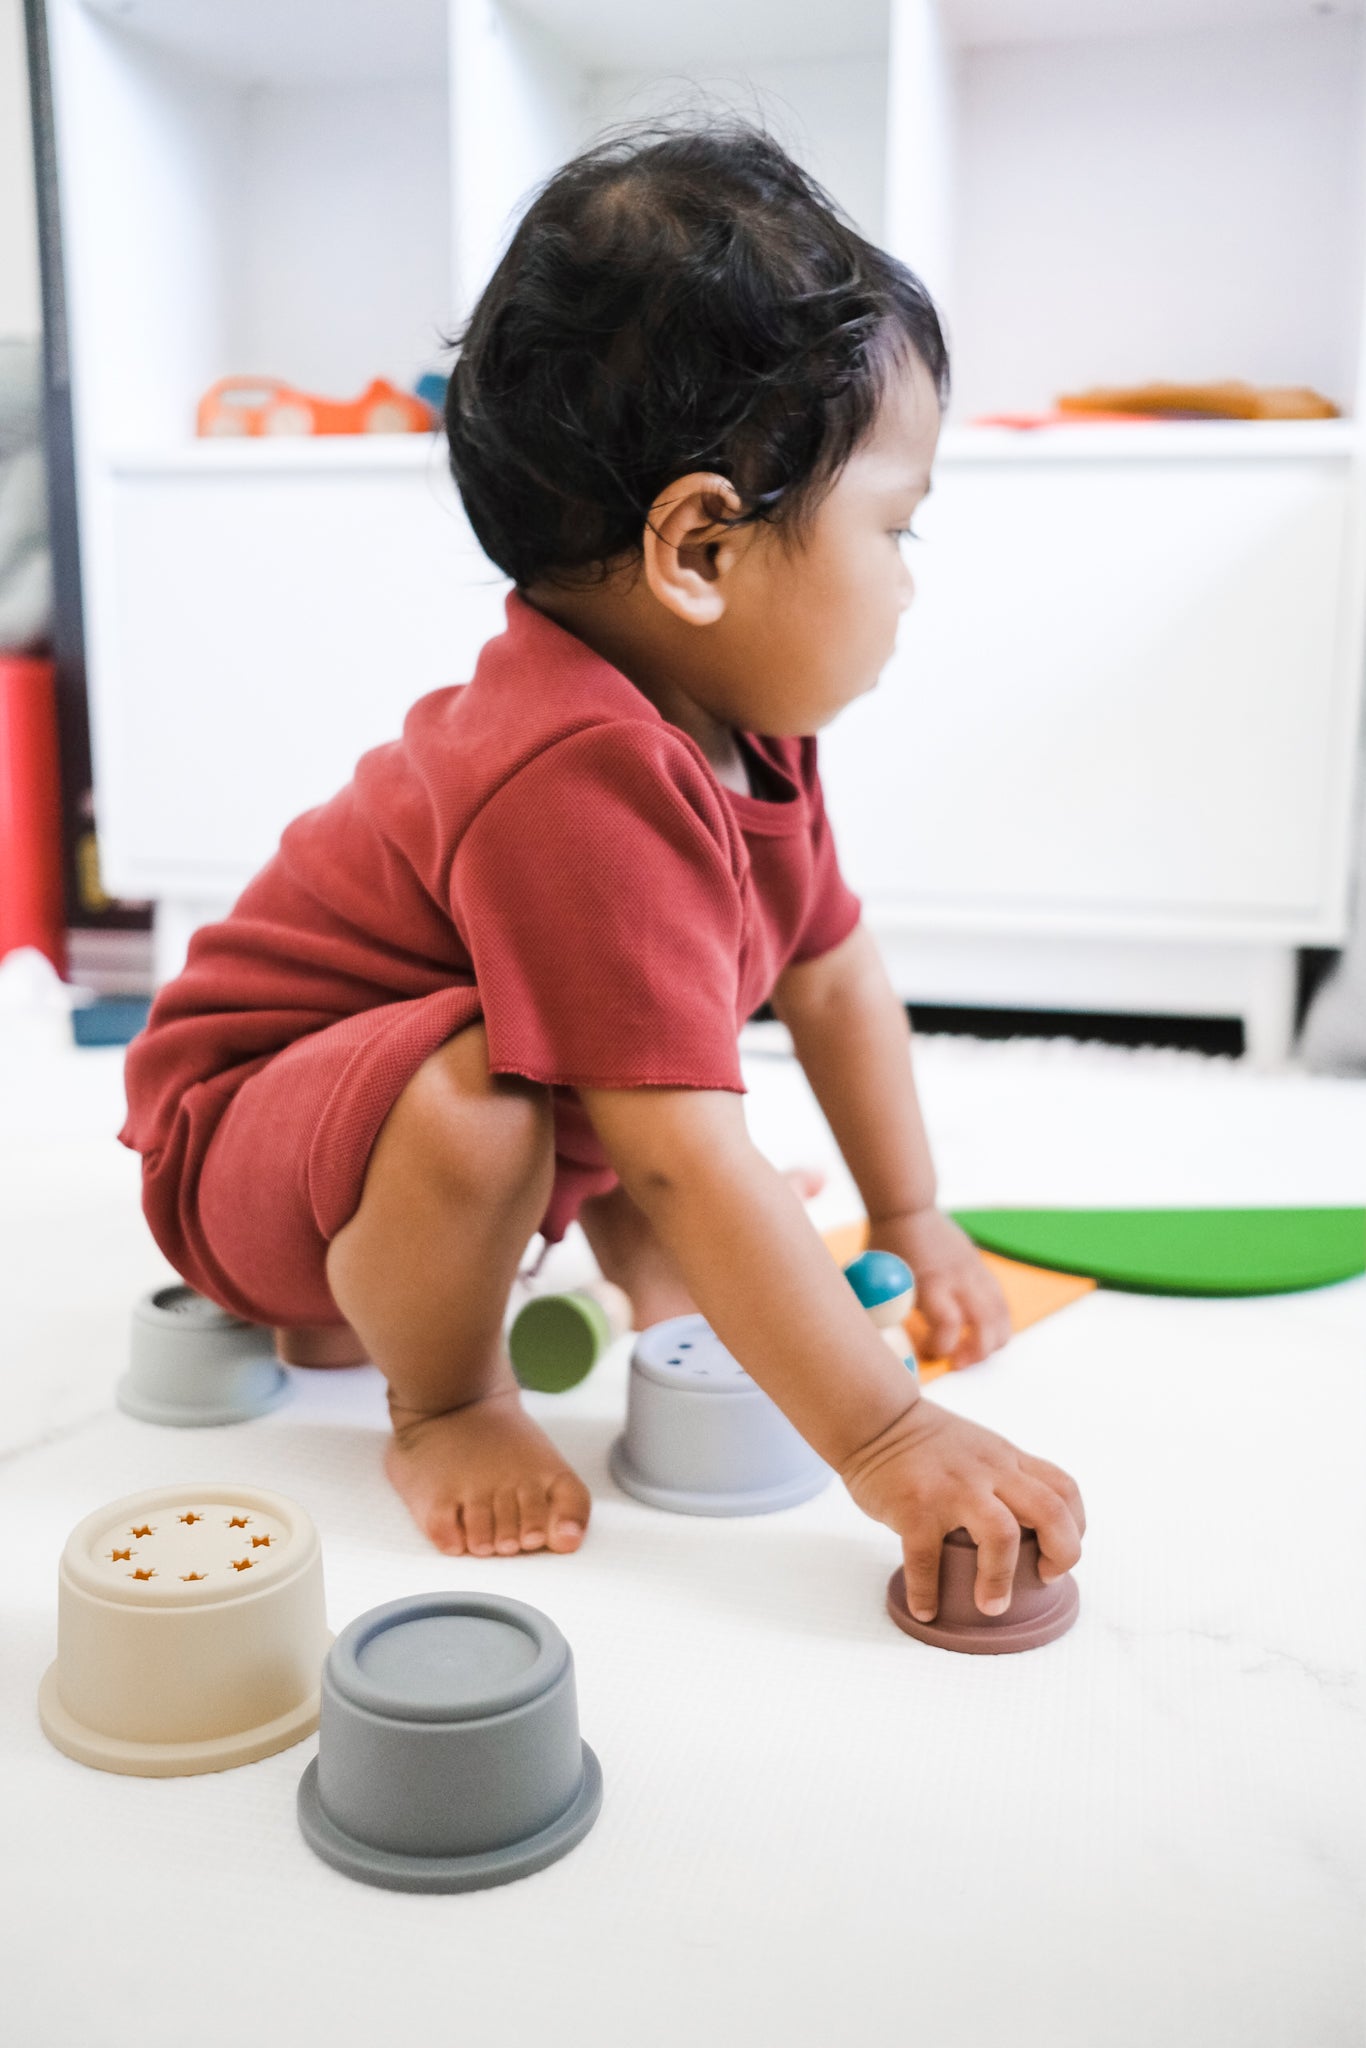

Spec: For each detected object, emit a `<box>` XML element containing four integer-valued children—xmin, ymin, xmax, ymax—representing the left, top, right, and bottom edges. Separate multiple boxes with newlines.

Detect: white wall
<box><xmin>0</xmin><ymin>0</ymin><xmax>41</xmax><ymax>338</ymax></box>
<box><xmin>240</xmin><ymin>79</ymin><xmax>451</xmax><ymax>395</ymax></box>
<box><xmin>584</xmin><ymin>55</ymin><xmax>889</xmax><ymax>243</ymax></box>
<box><xmin>951</xmin><ymin>16</ymin><xmax>1366</xmax><ymax>418</ymax></box>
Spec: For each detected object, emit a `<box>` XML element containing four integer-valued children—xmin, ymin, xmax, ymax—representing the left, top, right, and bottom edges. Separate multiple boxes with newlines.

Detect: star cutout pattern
<box><xmin>130</xmin><ymin>1525</ymin><xmax>154</xmax><ymax>1539</ymax></box>
<box><xmin>130</xmin><ymin>1567</ymin><xmax>157</xmax><ymax>1581</ymax></box>
<box><xmin>178</xmin><ymin>1511</ymin><xmax>203</xmax><ymax>1525</ymax></box>
<box><xmin>229</xmin><ymin>1558</ymin><xmax>254</xmax><ymax>1572</ymax></box>
<box><xmin>250</xmin><ymin>1534</ymin><xmax>273</xmax><ymax>1548</ymax></box>
<box><xmin>181</xmin><ymin>1572</ymin><xmax>208</xmax><ymax>1582</ymax></box>
<box><xmin>226</xmin><ymin>1516</ymin><xmax>250</xmax><ymax>1529</ymax></box>
<box><xmin>109</xmin><ymin>1547</ymin><xmax>132</xmax><ymax>1563</ymax></box>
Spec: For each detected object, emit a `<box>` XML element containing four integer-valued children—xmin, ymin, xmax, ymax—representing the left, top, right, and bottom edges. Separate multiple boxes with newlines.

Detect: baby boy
<box><xmin>120</xmin><ymin>124</ymin><xmax>1085</xmax><ymax>1625</ymax></box>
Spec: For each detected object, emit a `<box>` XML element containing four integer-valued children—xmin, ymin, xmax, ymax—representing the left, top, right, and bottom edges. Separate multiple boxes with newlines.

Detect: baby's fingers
<box><xmin>913</xmin><ymin>1280</ymin><xmax>963</xmax><ymax>1363</ymax></box>
<box><xmin>1002</xmin><ymin>1476</ymin><xmax>1084</xmax><ymax>1585</ymax></box>
<box><xmin>901</xmin><ymin>1534</ymin><xmax>948</xmax><ymax>1623</ymax></box>
<box><xmin>965</xmin><ymin>1499</ymin><xmax>1022</xmax><ymax>1615</ymax></box>
<box><xmin>901</xmin><ymin>1507</ymin><xmax>1019</xmax><ymax>1613</ymax></box>
<box><xmin>1019</xmin><ymin>1453</ymin><xmax>1087</xmax><ymax>1539</ymax></box>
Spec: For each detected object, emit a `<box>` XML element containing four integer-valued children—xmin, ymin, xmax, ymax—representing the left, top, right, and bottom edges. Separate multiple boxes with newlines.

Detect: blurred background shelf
<box><xmin>37</xmin><ymin>0</ymin><xmax>1366</xmax><ymax>1057</ymax></box>
<box><xmin>107</xmin><ymin>436</ymin><xmax>450</xmax><ymax>476</ymax></box>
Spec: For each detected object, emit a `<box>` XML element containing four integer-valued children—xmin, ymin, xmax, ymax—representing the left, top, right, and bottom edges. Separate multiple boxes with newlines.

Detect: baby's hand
<box><xmin>870</xmin><ymin>1206</ymin><xmax>1010</xmax><ymax>1367</ymax></box>
<box><xmin>840</xmin><ymin>1397</ymin><xmax>1086</xmax><ymax>1621</ymax></box>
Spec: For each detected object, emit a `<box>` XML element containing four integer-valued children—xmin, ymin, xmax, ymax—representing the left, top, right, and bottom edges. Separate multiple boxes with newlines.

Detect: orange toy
<box><xmin>969</xmin><ymin>410</ymin><xmax>1158</xmax><ymax>430</ymax></box>
<box><xmin>196</xmin><ymin>376</ymin><xmax>436</xmax><ymax>438</ymax></box>
<box><xmin>822</xmin><ymin>1219</ymin><xmax>1094</xmax><ymax>1382</ymax></box>
<box><xmin>1057</xmin><ymin>379</ymin><xmax>1339</xmax><ymax>421</ymax></box>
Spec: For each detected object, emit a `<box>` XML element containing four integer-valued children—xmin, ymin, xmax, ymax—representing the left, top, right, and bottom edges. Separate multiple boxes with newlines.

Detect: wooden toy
<box><xmin>823</xmin><ymin>1220</ymin><xmax>1095</xmax><ymax>1381</ymax></box>
<box><xmin>843</xmin><ymin>1250</ymin><xmax>918</xmax><ymax>1375</ymax></box>
<box><xmin>1057</xmin><ymin>378</ymin><xmax>1339</xmax><ymax>420</ymax></box>
<box><xmin>196</xmin><ymin>375</ymin><xmax>436</xmax><ymax>437</ymax></box>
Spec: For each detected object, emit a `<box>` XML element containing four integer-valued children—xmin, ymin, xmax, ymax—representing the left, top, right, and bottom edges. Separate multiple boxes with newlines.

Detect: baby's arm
<box><xmin>770</xmin><ymin>921</ymin><xmax>1011</xmax><ymax>1366</ymax></box>
<box><xmin>580</xmin><ymin>1084</ymin><xmax>1084</xmax><ymax>1618</ymax></box>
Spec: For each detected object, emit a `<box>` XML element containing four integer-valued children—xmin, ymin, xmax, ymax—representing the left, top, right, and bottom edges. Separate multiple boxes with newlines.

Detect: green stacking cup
<box><xmin>509</xmin><ymin>1292</ymin><xmax>613</xmax><ymax>1394</ymax></box>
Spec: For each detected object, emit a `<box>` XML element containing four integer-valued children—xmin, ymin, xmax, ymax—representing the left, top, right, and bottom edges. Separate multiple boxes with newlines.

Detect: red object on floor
<box><xmin>0</xmin><ymin>653</ymin><xmax>66</xmax><ymax>975</ymax></box>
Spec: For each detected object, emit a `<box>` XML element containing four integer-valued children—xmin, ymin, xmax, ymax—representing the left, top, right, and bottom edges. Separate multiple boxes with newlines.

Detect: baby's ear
<box><xmin>642</xmin><ymin>472</ymin><xmax>750</xmax><ymax>624</ymax></box>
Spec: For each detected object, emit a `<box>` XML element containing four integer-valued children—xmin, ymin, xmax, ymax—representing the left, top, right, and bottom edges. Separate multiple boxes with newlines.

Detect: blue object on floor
<box><xmin>72</xmin><ymin>997</ymin><xmax>150</xmax><ymax>1047</ymax></box>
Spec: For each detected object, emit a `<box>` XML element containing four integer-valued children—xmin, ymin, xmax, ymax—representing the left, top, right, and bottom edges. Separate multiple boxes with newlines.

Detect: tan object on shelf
<box><xmin>38</xmin><ymin>1484</ymin><xmax>329</xmax><ymax>1776</ymax></box>
<box><xmin>1057</xmin><ymin>379</ymin><xmax>1339</xmax><ymax>420</ymax></box>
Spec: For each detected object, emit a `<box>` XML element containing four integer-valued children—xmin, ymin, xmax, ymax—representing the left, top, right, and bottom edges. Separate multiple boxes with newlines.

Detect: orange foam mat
<box><xmin>822</xmin><ymin>1219</ymin><xmax>1095</xmax><ymax>1381</ymax></box>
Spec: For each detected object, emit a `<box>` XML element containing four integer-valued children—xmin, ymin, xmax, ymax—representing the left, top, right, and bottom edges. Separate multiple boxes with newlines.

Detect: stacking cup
<box><xmin>610</xmin><ymin>1314</ymin><xmax>830</xmax><ymax>1516</ymax></box>
<box><xmin>39</xmin><ymin>1484</ymin><xmax>329</xmax><ymax>1773</ymax></box>
<box><xmin>887</xmin><ymin>1526</ymin><xmax>1080</xmax><ymax>1653</ymax></box>
<box><xmin>297</xmin><ymin>1593</ymin><xmax>602</xmax><ymax>1892</ymax></box>
<box><xmin>509</xmin><ymin>1291</ymin><xmax>612</xmax><ymax>1393</ymax></box>
<box><xmin>118</xmin><ymin>1284</ymin><xmax>290</xmax><ymax>1426</ymax></box>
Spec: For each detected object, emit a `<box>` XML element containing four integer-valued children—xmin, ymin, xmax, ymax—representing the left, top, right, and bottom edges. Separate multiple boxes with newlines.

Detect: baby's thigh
<box><xmin>196</xmin><ymin>991</ymin><xmax>486</xmax><ymax>1325</ymax></box>
<box><xmin>358</xmin><ymin>1021</ymin><xmax>553</xmax><ymax>1206</ymax></box>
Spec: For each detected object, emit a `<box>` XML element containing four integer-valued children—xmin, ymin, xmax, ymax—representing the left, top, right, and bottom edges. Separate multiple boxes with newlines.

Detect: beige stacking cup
<box><xmin>39</xmin><ymin>1484</ymin><xmax>329</xmax><ymax>1775</ymax></box>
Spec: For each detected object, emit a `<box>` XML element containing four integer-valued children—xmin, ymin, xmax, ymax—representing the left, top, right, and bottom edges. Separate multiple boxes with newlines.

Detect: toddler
<box><xmin>120</xmin><ymin>126</ymin><xmax>1085</xmax><ymax>1623</ymax></box>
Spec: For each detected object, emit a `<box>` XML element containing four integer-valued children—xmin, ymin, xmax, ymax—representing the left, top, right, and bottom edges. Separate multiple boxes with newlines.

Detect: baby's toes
<box><xmin>462</xmin><ymin>1496</ymin><xmax>495</xmax><ymax>1557</ymax></box>
<box><xmin>492</xmin><ymin>1485</ymin><xmax>524</xmax><ymax>1555</ymax></box>
<box><xmin>546</xmin><ymin>1471</ymin><xmax>591</xmax><ymax>1553</ymax></box>
<box><xmin>422</xmin><ymin>1497</ymin><xmax>466</xmax><ymax>1557</ymax></box>
<box><xmin>517</xmin><ymin>1483</ymin><xmax>550</xmax><ymax>1552</ymax></box>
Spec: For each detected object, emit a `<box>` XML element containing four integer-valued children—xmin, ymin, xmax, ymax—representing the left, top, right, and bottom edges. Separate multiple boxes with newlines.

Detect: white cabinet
<box><xmin>45</xmin><ymin>0</ymin><xmax>1366</xmax><ymax>1056</ymax></box>
<box><xmin>105</xmin><ymin>442</ymin><xmax>507</xmax><ymax>890</ymax></box>
<box><xmin>823</xmin><ymin>429</ymin><xmax>1360</xmax><ymax>924</ymax></box>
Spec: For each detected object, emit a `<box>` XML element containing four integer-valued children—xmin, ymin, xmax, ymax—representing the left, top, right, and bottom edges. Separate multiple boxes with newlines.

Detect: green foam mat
<box><xmin>951</xmin><ymin>1207</ymin><xmax>1366</xmax><ymax>1297</ymax></box>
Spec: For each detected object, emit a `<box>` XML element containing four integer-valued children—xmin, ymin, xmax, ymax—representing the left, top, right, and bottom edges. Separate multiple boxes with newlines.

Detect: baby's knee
<box><xmin>399</xmin><ymin>1022</ymin><xmax>553</xmax><ymax>1203</ymax></box>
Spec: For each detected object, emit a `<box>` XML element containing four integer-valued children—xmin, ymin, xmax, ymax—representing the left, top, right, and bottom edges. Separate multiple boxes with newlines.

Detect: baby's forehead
<box><xmin>843</xmin><ymin>355</ymin><xmax>942</xmax><ymax>485</ymax></box>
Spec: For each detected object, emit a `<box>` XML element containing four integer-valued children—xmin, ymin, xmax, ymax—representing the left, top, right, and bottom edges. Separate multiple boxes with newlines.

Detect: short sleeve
<box><xmin>787</xmin><ymin>739</ymin><xmax>862</xmax><ymax>965</ymax></box>
<box><xmin>451</xmin><ymin>722</ymin><xmax>748</xmax><ymax>1092</ymax></box>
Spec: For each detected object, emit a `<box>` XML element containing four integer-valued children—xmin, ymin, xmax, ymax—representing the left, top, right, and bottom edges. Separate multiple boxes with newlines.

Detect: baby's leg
<box><xmin>323</xmin><ymin>1022</ymin><xmax>590</xmax><ymax>1558</ymax></box>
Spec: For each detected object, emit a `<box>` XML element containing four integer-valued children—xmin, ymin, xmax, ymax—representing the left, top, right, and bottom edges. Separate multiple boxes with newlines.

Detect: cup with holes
<box><xmin>887</xmin><ymin>1525</ymin><xmax>1080</xmax><ymax>1654</ymax></box>
<box><xmin>39</xmin><ymin>1484</ymin><xmax>330</xmax><ymax>1773</ymax></box>
<box><xmin>609</xmin><ymin>1313</ymin><xmax>830</xmax><ymax>1515</ymax></box>
<box><xmin>117</xmin><ymin>1284</ymin><xmax>290</xmax><ymax>1426</ymax></box>
<box><xmin>297</xmin><ymin>1592</ymin><xmax>603</xmax><ymax>1892</ymax></box>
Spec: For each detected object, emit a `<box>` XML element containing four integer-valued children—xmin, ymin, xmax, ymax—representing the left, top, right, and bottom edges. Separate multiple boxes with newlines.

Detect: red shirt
<box><xmin>120</xmin><ymin>591</ymin><xmax>860</xmax><ymax>1258</ymax></box>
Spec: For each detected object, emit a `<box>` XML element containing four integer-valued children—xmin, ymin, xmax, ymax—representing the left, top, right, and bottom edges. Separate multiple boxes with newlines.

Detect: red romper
<box><xmin>118</xmin><ymin>591</ymin><xmax>862</xmax><ymax>1327</ymax></box>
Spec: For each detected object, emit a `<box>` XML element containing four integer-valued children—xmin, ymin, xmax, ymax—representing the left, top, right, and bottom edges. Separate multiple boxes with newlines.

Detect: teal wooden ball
<box><xmin>843</xmin><ymin>1249</ymin><xmax>914</xmax><ymax>1308</ymax></box>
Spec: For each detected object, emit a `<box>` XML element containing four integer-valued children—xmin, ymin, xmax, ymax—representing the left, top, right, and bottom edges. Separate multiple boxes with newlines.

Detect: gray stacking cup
<box><xmin>610</xmin><ymin>1314</ymin><xmax>830</xmax><ymax>1516</ymax></box>
<box><xmin>297</xmin><ymin>1593</ymin><xmax>602</xmax><ymax>1892</ymax></box>
<box><xmin>117</xmin><ymin>1285</ymin><xmax>290</xmax><ymax>1426</ymax></box>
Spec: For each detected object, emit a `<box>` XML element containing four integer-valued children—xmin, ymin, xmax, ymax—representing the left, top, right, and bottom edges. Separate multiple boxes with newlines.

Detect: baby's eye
<box><xmin>891</xmin><ymin>526</ymin><xmax>923</xmax><ymax>544</ymax></box>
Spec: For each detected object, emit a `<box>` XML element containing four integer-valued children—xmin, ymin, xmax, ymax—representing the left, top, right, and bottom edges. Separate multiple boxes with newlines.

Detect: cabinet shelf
<box><xmin>937</xmin><ymin>420</ymin><xmax>1361</xmax><ymax>464</ymax></box>
<box><xmin>107</xmin><ymin>435</ymin><xmax>448</xmax><ymax>479</ymax></box>
<box><xmin>104</xmin><ymin>418</ymin><xmax>1359</xmax><ymax>485</ymax></box>
<box><xmin>80</xmin><ymin>0</ymin><xmax>447</xmax><ymax>86</ymax></box>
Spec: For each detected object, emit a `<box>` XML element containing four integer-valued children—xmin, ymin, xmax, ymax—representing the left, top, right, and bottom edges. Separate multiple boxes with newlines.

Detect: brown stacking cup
<box><xmin>887</xmin><ymin>1525</ymin><xmax>1079</xmax><ymax>1654</ymax></box>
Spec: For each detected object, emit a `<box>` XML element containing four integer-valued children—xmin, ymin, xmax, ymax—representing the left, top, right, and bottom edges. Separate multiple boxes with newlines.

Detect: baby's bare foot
<box><xmin>384</xmin><ymin>1386</ymin><xmax>591</xmax><ymax>1558</ymax></box>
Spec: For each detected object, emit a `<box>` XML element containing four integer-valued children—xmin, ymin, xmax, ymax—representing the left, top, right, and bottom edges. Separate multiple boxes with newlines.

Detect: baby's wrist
<box><xmin>866</xmin><ymin>1195</ymin><xmax>939</xmax><ymax>1231</ymax></box>
<box><xmin>835</xmin><ymin>1384</ymin><xmax>926</xmax><ymax>1491</ymax></box>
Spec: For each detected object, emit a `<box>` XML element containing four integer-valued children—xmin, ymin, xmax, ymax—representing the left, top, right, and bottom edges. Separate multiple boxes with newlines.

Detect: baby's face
<box><xmin>715</xmin><ymin>351</ymin><xmax>941</xmax><ymax>736</ymax></box>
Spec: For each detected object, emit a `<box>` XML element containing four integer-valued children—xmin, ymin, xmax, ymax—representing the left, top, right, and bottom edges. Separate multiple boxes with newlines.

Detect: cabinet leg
<box><xmin>1240</xmin><ymin>949</ymin><xmax>1298</xmax><ymax>1068</ymax></box>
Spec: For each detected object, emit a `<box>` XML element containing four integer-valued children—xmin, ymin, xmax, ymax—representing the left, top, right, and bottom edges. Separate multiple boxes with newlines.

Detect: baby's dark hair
<box><xmin>444</xmin><ymin>122</ymin><xmax>949</xmax><ymax>590</ymax></box>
